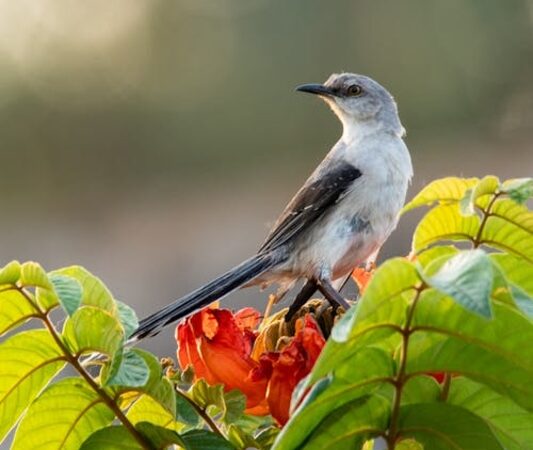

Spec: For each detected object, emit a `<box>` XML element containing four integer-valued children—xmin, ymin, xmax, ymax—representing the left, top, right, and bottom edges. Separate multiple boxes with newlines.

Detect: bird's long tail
<box><xmin>129</xmin><ymin>252</ymin><xmax>282</xmax><ymax>342</ymax></box>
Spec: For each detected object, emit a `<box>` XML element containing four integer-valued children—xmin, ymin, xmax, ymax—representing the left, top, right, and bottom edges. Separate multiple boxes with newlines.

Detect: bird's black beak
<box><xmin>296</xmin><ymin>83</ymin><xmax>337</xmax><ymax>97</ymax></box>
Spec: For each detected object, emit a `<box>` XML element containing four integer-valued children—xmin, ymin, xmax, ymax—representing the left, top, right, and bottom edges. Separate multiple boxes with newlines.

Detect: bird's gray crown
<box><xmin>297</xmin><ymin>73</ymin><xmax>404</xmax><ymax>136</ymax></box>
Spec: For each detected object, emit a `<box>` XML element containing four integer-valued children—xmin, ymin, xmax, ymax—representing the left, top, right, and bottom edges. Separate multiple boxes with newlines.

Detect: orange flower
<box><xmin>254</xmin><ymin>315</ymin><xmax>326</xmax><ymax>424</ymax></box>
<box><xmin>352</xmin><ymin>263</ymin><xmax>376</xmax><ymax>294</ymax></box>
<box><xmin>176</xmin><ymin>306</ymin><xmax>327</xmax><ymax>424</ymax></box>
<box><xmin>176</xmin><ymin>307</ymin><xmax>268</xmax><ymax>412</ymax></box>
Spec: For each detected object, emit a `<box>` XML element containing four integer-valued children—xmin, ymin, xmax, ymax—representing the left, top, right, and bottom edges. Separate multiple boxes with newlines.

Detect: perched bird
<box><xmin>131</xmin><ymin>73</ymin><xmax>413</xmax><ymax>341</ymax></box>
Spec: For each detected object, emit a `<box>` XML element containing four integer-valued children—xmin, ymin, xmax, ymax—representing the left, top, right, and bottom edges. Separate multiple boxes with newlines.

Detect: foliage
<box><xmin>0</xmin><ymin>264</ymin><xmax>270</xmax><ymax>450</ymax></box>
<box><xmin>273</xmin><ymin>176</ymin><xmax>533</xmax><ymax>450</ymax></box>
<box><xmin>0</xmin><ymin>175</ymin><xmax>532</xmax><ymax>449</ymax></box>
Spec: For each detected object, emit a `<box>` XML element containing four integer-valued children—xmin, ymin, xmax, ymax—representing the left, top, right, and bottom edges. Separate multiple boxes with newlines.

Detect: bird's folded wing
<box><xmin>259</xmin><ymin>161</ymin><xmax>362</xmax><ymax>252</ymax></box>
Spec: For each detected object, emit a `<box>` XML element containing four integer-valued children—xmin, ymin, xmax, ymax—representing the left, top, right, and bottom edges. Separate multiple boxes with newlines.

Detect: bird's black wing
<box><xmin>259</xmin><ymin>162</ymin><xmax>362</xmax><ymax>253</ymax></box>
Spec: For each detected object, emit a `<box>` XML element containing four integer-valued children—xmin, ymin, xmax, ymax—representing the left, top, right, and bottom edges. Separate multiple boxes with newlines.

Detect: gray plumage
<box><xmin>131</xmin><ymin>73</ymin><xmax>412</xmax><ymax>341</ymax></box>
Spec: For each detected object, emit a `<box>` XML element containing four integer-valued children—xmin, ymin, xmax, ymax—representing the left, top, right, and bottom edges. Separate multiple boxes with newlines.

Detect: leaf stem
<box><xmin>472</xmin><ymin>192</ymin><xmax>501</xmax><ymax>248</ymax></box>
<box><xmin>439</xmin><ymin>373</ymin><xmax>451</xmax><ymax>401</ymax></box>
<box><xmin>16</xmin><ymin>286</ymin><xmax>152</xmax><ymax>450</ymax></box>
<box><xmin>175</xmin><ymin>388</ymin><xmax>225</xmax><ymax>438</ymax></box>
<box><xmin>385</xmin><ymin>283</ymin><xmax>425</xmax><ymax>450</ymax></box>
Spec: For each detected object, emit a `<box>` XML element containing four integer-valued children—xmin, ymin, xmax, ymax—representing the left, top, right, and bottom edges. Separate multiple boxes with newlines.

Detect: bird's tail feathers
<box><xmin>129</xmin><ymin>252</ymin><xmax>281</xmax><ymax>343</ymax></box>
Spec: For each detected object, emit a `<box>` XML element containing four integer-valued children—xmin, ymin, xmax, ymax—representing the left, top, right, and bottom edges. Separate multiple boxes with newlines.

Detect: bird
<box><xmin>130</xmin><ymin>73</ymin><xmax>413</xmax><ymax>342</ymax></box>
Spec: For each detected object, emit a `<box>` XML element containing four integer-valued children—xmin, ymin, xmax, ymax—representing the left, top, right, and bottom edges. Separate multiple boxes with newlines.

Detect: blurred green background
<box><xmin>1</xmin><ymin>0</ymin><xmax>532</xmax><ymax>354</ymax></box>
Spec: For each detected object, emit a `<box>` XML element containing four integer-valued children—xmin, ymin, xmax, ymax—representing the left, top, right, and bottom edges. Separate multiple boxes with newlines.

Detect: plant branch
<box><xmin>16</xmin><ymin>286</ymin><xmax>152</xmax><ymax>450</ymax></box>
<box><xmin>175</xmin><ymin>388</ymin><xmax>225</xmax><ymax>438</ymax></box>
<box><xmin>472</xmin><ymin>192</ymin><xmax>501</xmax><ymax>248</ymax></box>
<box><xmin>386</xmin><ymin>283</ymin><xmax>425</xmax><ymax>450</ymax></box>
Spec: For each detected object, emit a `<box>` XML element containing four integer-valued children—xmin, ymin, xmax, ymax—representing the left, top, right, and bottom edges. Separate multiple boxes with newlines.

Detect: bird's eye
<box><xmin>346</xmin><ymin>84</ymin><xmax>362</xmax><ymax>97</ymax></box>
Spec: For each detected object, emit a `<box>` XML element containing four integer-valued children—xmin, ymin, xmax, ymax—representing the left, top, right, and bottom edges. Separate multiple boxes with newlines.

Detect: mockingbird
<box><xmin>131</xmin><ymin>73</ymin><xmax>413</xmax><ymax>341</ymax></box>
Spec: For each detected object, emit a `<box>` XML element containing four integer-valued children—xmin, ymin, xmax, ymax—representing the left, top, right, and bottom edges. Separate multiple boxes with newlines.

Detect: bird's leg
<box><xmin>317</xmin><ymin>278</ymin><xmax>351</xmax><ymax>310</ymax></box>
<box><xmin>285</xmin><ymin>279</ymin><xmax>318</xmax><ymax>322</ymax></box>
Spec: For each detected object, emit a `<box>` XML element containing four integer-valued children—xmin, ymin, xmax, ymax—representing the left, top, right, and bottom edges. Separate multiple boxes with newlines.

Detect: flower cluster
<box><xmin>175</xmin><ymin>301</ymin><xmax>336</xmax><ymax>424</ymax></box>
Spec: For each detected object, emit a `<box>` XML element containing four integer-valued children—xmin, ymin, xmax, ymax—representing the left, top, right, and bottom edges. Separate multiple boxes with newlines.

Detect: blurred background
<box><xmin>0</xmin><ymin>0</ymin><xmax>532</xmax><ymax>358</ymax></box>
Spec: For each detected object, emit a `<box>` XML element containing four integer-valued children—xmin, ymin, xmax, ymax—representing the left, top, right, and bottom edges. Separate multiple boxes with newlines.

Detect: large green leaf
<box><xmin>413</xmin><ymin>204</ymin><xmax>480</xmax><ymax>252</ymax></box>
<box><xmin>80</xmin><ymin>426</ymin><xmax>142</xmax><ymax>450</ymax></box>
<box><xmin>403</xmin><ymin>177</ymin><xmax>479</xmax><ymax>213</ymax></box>
<box><xmin>105</xmin><ymin>348</ymin><xmax>150</xmax><ymax>388</ymax></box>
<box><xmin>424</xmin><ymin>250</ymin><xmax>493</xmax><ymax>318</ymax></box>
<box><xmin>181</xmin><ymin>429</ymin><xmax>236</xmax><ymax>450</ymax></box>
<box><xmin>127</xmin><ymin>394</ymin><xmax>183</xmax><ymax>431</ymax></box>
<box><xmin>116</xmin><ymin>300</ymin><xmax>139</xmax><ymax>338</ymax></box>
<box><xmin>12</xmin><ymin>378</ymin><xmax>114</xmax><ymax>450</ymax></box>
<box><xmin>275</xmin><ymin>391</ymin><xmax>391</xmax><ymax>450</ymax></box>
<box><xmin>49</xmin><ymin>274</ymin><xmax>83</xmax><ymax>316</ymax></box>
<box><xmin>274</xmin><ymin>347</ymin><xmax>393</xmax><ymax>450</ymax></box>
<box><xmin>62</xmin><ymin>306</ymin><xmax>124</xmax><ymax>357</ymax></box>
<box><xmin>481</xmin><ymin>199</ymin><xmax>533</xmax><ymax>263</ymax></box>
<box><xmin>408</xmin><ymin>294</ymin><xmax>533</xmax><ymax>411</ymax></box>
<box><xmin>0</xmin><ymin>330</ymin><xmax>65</xmax><ymax>443</ymax></box>
<box><xmin>0</xmin><ymin>287</ymin><xmax>38</xmax><ymax>336</ymax></box>
<box><xmin>19</xmin><ymin>261</ymin><xmax>52</xmax><ymax>289</ymax></box>
<box><xmin>491</xmin><ymin>254</ymin><xmax>533</xmax><ymax>297</ymax></box>
<box><xmin>114</xmin><ymin>349</ymin><xmax>176</xmax><ymax>416</ymax></box>
<box><xmin>399</xmin><ymin>403</ymin><xmax>504</xmax><ymax>450</ymax></box>
<box><xmin>136</xmin><ymin>422</ymin><xmax>187</xmax><ymax>448</ymax></box>
<box><xmin>448</xmin><ymin>377</ymin><xmax>533</xmax><ymax>450</ymax></box>
<box><xmin>54</xmin><ymin>266</ymin><xmax>116</xmax><ymax>313</ymax></box>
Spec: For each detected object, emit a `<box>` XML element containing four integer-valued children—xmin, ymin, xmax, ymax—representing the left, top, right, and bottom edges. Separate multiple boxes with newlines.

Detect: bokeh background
<box><xmin>1</xmin><ymin>0</ymin><xmax>532</xmax><ymax>360</ymax></box>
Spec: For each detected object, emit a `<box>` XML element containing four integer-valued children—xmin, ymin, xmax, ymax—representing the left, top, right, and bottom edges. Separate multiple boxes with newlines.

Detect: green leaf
<box><xmin>223</xmin><ymin>389</ymin><xmax>246</xmax><ymax>424</ymax></box>
<box><xmin>401</xmin><ymin>375</ymin><xmax>441</xmax><ymax>405</ymax></box>
<box><xmin>255</xmin><ymin>426</ymin><xmax>281</xmax><ymax>450</ymax></box>
<box><xmin>413</xmin><ymin>204</ymin><xmax>480</xmax><ymax>253</ymax></box>
<box><xmin>275</xmin><ymin>348</ymin><xmax>393</xmax><ymax>450</ymax></box>
<box><xmin>136</xmin><ymin>421</ymin><xmax>187</xmax><ymax>449</ymax></box>
<box><xmin>0</xmin><ymin>287</ymin><xmax>38</xmax><ymax>336</ymax></box>
<box><xmin>491</xmin><ymin>254</ymin><xmax>533</xmax><ymax>297</ymax></box>
<box><xmin>227</xmin><ymin>425</ymin><xmax>260</xmax><ymax>450</ymax></box>
<box><xmin>80</xmin><ymin>426</ymin><xmax>142</xmax><ymax>450</ymax></box>
<box><xmin>0</xmin><ymin>260</ymin><xmax>21</xmax><ymax>285</ymax></box>
<box><xmin>424</xmin><ymin>250</ymin><xmax>493</xmax><ymax>318</ymax></box>
<box><xmin>415</xmin><ymin>245</ymin><xmax>458</xmax><ymax>269</ymax></box>
<box><xmin>331</xmin><ymin>258</ymin><xmax>418</xmax><ymax>344</ymax></box>
<box><xmin>54</xmin><ymin>266</ymin><xmax>116</xmax><ymax>313</ymax></box>
<box><xmin>190</xmin><ymin>378</ymin><xmax>227</xmax><ymax>419</ymax></box>
<box><xmin>510</xmin><ymin>285</ymin><xmax>533</xmax><ymax>318</ymax></box>
<box><xmin>49</xmin><ymin>273</ymin><xmax>83</xmax><ymax>316</ymax></box>
<box><xmin>459</xmin><ymin>176</ymin><xmax>500</xmax><ymax>216</ymax></box>
<box><xmin>181</xmin><ymin>429</ymin><xmax>236</xmax><ymax>450</ymax></box>
<box><xmin>175</xmin><ymin>391</ymin><xmax>201</xmax><ymax>427</ymax></box>
<box><xmin>105</xmin><ymin>348</ymin><xmax>150</xmax><ymax>387</ymax></box>
<box><xmin>276</xmin><ymin>391</ymin><xmax>391</xmax><ymax>450</ymax></box>
<box><xmin>130</xmin><ymin>349</ymin><xmax>176</xmax><ymax>414</ymax></box>
<box><xmin>408</xmin><ymin>294</ymin><xmax>533</xmax><ymax>411</ymax></box>
<box><xmin>481</xmin><ymin>199</ymin><xmax>533</xmax><ymax>263</ymax></box>
<box><xmin>399</xmin><ymin>403</ymin><xmax>504</xmax><ymax>450</ymax></box>
<box><xmin>502</xmin><ymin>178</ymin><xmax>533</xmax><ymax>204</ymax></box>
<box><xmin>127</xmin><ymin>394</ymin><xmax>182</xmax><ymax>432</ymax></box>
<box><xmin>0</xmin><ymin>330</ymin><xmax>65</xmax><ymax>443</ymax></box>
<box><xmin>403</xmin><ymin>177</ymin><xmax>479</xmax><ymax>213</ymax></box>
<box><xmin>12</xmin><ymin>378</ymin><xmax>114</xmax><ymax>450</ymax></box>
<box><xmin>63</xmin><ymin>306</ymin><xmax>124</xmax><ymax>357</ymax></box>
<box><xmin>396</xmin><ymin>439</ymin><xmax>424</xmax><ymax>450</ymax></box>
<box><xmin>116</xmin><ymin>301</ymin><xmax>139</xmax><ymax>338</ymax></box>
<box><xmin>448</xmin><ymin>377</ymin><xmax>533</xmax><ymax>450</ymax></box>
<box><xmin>20</xmin><ymin>261</ymin><xmax>52</xmax><ymax>289</ymax></box>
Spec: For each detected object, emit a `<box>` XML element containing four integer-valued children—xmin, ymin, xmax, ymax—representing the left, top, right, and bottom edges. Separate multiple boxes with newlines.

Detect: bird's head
<box><xmin>296</xmin><ymin>73</ymin><xmax>404</xmax><ymax>137</ymax></box>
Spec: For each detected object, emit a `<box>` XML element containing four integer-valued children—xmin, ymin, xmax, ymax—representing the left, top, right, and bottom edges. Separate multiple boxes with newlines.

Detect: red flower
<box><xmin>254</xmin><ymin>315</ymin><xmax>325</xmax><ymax>424</ymax></box>
<box><xmin>176</xmin><ymin>306</ymin><xmax>326</xmax><ymax>424</ymax></box>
